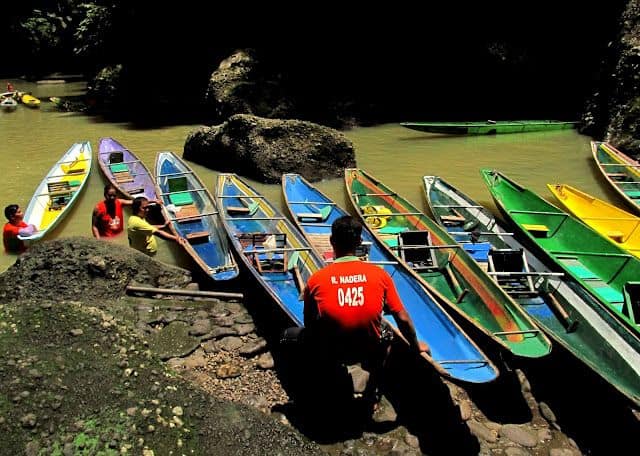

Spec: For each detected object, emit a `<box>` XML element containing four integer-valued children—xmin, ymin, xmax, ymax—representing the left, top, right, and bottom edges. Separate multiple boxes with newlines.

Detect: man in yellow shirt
<box><xmin>127</xmin><ymin>197</ymin><xmax>185</xmax><ymax>255</ymax></box>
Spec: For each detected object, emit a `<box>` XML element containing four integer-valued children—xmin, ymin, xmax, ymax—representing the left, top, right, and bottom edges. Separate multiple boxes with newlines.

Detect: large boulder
<box><xmin>0</xmin><ymin>237</ymin><xmax>191</xmax><ymax>302</ymax></box>
<box><xmin>205</xmin><ymin>49</ymin><xmax>296</xmax><ymax>121</ymax></box>
<box><xmin>184</xmin><ymin>114</ymin><xmax>356</xmax><ymax>183</ymax></box>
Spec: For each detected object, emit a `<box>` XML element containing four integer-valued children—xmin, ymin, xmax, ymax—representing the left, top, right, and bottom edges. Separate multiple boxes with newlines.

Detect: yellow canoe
<box><xmin>548</xmin><ymin>183</ymin><xmax>640</xmax><ymax>258</ymax></box>
<box><xmin>18</xmin><ymin>91</ymin><xmax>41</xmax><ymax>108</ymax></box>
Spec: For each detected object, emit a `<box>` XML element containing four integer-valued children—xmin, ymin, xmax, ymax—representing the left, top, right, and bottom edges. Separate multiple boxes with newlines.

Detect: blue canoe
<box><xmin>282</xmin><ymin>173</ymin><xmax>498</xmax><ymax>383</ymax></box>
<box><xmin>155</xmin><ymin>152</ymin><xmax>238</xmax><ymax>281</ymax></box>
<box><xmin>216</xmin><ymin>173</ymin><xmax>325</xmax><ymax>325</ymax></box>
<box><xmin>424</xmin><ymin>175</ymin><xmax>640</xmax><ymax>405</ymax></box>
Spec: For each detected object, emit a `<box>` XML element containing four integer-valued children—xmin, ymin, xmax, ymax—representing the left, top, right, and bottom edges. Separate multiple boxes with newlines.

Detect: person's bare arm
<box><xmin>91</xmin><ymin>207</ymin><xmax>101</xmax><ymax>239</ymax></box>
<box><xmin>393</xmin><ymin>309</ymin><xmax>430</xmax><ymax>354</ymax></box>
<box><xmin>153</xmin><ymin>228</ymin><xmax>186</xmax><ymax>245</ymax></box>
<box><xmin>119</xmin><ymin>198</ymin><xmax>133</xmax><ymax>207</ymax></box>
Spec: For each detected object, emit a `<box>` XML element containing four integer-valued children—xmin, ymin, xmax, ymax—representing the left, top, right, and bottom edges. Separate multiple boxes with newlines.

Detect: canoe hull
<box><xmin>98</xmin><ymin>138</ymin><xmax>158</xmax><ymax>201</ymax></box>
<box><xmin>20</xmin><ymin>142</ymin><xmax>92</xmax><ymax>242</ymax></box>
<box><xmin>345</xmin><ymin>168</ymin><xmax>551</xmax><ymax>358</ymax></box>
<box><xmin>282</xmin><ymin>173</ymin><xmax>499</xmax><ymax>383</ymax></box>
<box><xmin>216</xmin><ymin>173</ymin><xmax>325</xmax><ymax>326</ymax></box>
<box><xmin>425</xmin><ymin>175</ymin><xmax>640</xmax><ymax>405</ymax></box>
<box><xmin>400</xmin><ymin>120</ymin><xmax>576</xmax><ymax>135</ymax></box>
<box><xmin>548</xmin><ymin>183</ymin><xmax>640</xmax><ymax>259</ymax></box>
<box><xmin>155</xmin><ymin>152</ymin><xmax>238</xmax><ymax>281</ymax></box>
<box><xmin>481</xmin><ymin>169</ymin><xmax>640</xmax><ymax>340</ymax></box>
<box><xmin>591</xmin><ymin>141</ymin><xmax>640</xmax><ymax>214</ymax></box>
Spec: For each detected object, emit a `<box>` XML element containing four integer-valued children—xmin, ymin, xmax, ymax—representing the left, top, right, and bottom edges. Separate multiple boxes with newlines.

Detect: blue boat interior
<box><xmin>281</xmin><ymin>174</ymin><xmax>498</xmax><ymax>383</ymax></box>
<box><xmin>159</xmin><ymin>158</ymin><xmax>232</xmax><ymax>279</ymax></box>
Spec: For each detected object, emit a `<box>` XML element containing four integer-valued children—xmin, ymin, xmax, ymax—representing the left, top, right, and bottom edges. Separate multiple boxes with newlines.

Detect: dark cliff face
<box><xmin>4</xmin><ymin>2</ymin><xmax>630</xmax><ymax>129</ymax></box>
<box><xmin>581</xmin><ymin>0</ymin><xmax>640</xmax><ymax>156</ymax></box>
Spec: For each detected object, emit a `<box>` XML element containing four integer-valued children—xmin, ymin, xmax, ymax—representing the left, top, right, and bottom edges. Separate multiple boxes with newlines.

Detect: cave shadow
<box><xmin>383</xmin><ymin>347</ymin><xmax>480</xmax><ymax>455</ymax></box>
<box><xmin>522</xmin><ymin>344</ymin><xmax>640</xmax><ymax>455</ymax></box>
<box><xmin>463</xmin><ymin>352</ymin><xmax>534</xmax><ymax>424</ymax></box>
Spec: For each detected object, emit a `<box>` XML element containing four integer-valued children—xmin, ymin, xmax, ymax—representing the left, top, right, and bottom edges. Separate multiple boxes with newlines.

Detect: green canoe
<box><xmin>400</xmin><ymin>120</ymin><xmax>577</xmax><ymax>135</ymax></box>
<box><xmin>481</xmin><ymin>169</ymin><xmax>640</xmax><ymax>340</ymax></box>
<box><xmin>424</xmin><ymin>175</ymin><xmax>640</xmax><ymax>406</ymax></box>
<box><xmin>345</xmin><ymin>168</ymin><xmax>551</xmax><ymax>358</ymax></box>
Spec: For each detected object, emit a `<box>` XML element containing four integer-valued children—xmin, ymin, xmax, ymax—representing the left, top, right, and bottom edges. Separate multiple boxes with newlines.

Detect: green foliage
<box><xmin>19</xmin><ymin>10</ymin><xmax>66</xmax><ymax>56</ymax></box>
<box><xmin>74</xmin><ymin>4</ymin><xmax>112</xmax><ymax>57</ymax></box>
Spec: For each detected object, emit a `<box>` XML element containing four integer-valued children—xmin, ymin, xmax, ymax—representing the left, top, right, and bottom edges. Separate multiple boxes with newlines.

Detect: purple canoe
<box><xmin>98</xmin><ymin>137</ymin><xmax>157</xmax><ymax>200</ymax></box>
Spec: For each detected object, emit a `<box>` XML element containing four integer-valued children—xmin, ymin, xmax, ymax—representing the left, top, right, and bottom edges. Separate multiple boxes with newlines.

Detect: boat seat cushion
<box><xmin>566</xmin><ymin>264</ymin><xmax>599</xmax><ymax>280</ymax></box>
<box><xmin>169</xmin><ymin>191</ymin><xmax>194</xmax><ymax>206</ymax></box>
<box><xmin>109</xmin><ymin>163</ymin><xmax>129</xmax><ymax>173</ymax></box>
<box><xmin>463</xmin><ymin>242</ymin><xmax>492</xmax><ymax>261</ymax></box>
<box><xmin>378</xmin><ymin>226</ymin><xmax>408</xmax><ymax>235</ymax></box>
<box><xmin>593</xmin><ymin>286</ymin><xmax>625</xmax><ymax>306</ymax></box>
<box><xmin>626</xmin><ymin>190</ymin><xmax>640</xmax><ymax>198</ymax></box>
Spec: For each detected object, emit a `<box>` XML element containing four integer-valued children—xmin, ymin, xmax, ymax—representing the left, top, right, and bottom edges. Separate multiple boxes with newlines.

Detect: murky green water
<box><xmin>1</xmin><ymin>79</ymin><xmax>613</xmax><ymax>274</ymax></box>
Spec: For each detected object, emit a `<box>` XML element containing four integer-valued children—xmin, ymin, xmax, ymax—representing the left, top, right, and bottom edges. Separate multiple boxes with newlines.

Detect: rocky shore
<box><xmin>1</xmin><ymin>237</ymin><xmax>638</xmax><ymax>455</ymax></box>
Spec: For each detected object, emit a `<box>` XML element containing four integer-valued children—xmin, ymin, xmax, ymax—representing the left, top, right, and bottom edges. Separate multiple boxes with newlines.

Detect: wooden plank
<box><xmin>126</xmin><ymin>285</ymin><xmax>243</xmax><ymax>299</ymax></box>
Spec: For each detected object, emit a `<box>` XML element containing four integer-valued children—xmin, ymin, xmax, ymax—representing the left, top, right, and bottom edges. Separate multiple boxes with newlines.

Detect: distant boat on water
<box><xmin>400</xmin><ymin>120</ymin><xmax>577</xmax><ymax>135</ymax></box>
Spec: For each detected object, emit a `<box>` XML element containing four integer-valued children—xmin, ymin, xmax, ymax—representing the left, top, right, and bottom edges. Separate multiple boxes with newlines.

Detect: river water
<box><xmin>0</xmin><ymin>80</ymin><xmax>611</xmax><ymax>274</ymax></box>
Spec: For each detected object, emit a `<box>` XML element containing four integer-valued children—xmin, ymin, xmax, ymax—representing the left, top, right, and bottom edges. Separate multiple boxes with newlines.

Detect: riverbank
<box><xmin>1</xmin><ymin>237</ymin><xmax>637</xmax><ymax>455</ymax></box>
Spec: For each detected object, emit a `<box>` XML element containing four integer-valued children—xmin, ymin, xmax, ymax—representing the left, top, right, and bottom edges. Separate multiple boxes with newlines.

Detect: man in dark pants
<box><xmin>302</xmin><ymin>215</ymin><xmax>429</xmax><ymax>413</ymax></box>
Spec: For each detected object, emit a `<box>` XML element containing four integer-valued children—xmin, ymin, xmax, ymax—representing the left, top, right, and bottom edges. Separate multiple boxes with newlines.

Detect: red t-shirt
<box><xmin>94</xmin><ymin>200</ymin><xmax>124</xmax><ymax>236</ymax></box>
<box><xmin>304</xmin><ymin>257</ymin><xmax>404</xmax><ymax>342</ymax></box>
<box><xmin>3</xmin><ymin>221</ymin><xmax>27</xmax><ymax>253</ymax></box>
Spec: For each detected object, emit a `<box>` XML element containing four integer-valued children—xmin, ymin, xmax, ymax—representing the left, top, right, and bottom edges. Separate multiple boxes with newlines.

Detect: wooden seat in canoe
<box><xmin>607</xmin><ymin>230</ymin><xmax>625</xmax><ymax>243</ymax></box>
<box><xmin>398</xmin><ymin>230</ymin><xmax>438</xmax><ymax>270</ymax></box>
<box><xmin>240</xmin><ymin>233</ymin><xmax>288</xmax><ymax>273</ymax></box>
<box><xmin>186</xmin><ymin>230</ymin><xmax>209</xmax><ymax>243</ymax></box>
<box><xmin>108</xmin><ymin>151</ymin><xmax>124</xmax><ymax>163</ymax></box>
<box><xmin>175</xmin><ymin>204</ymin><xmax>201</xmax><ymax>223</ymax></box>
<box><xmin>227</xmin><ymin>200</ymin><xmax>259</xmax><ymax>216</ymax></box>
<box><xmin>441</xmin><ymin>214</ymin><xmax>466</xmax><ymax>224</ymax></box>
<box><xmin>47</xmin><ymin>181</ymin><xmax>71</xmax><ymax>196</ymax></box>
<box><xmin>296</xmin><ymin>205</ymin><xmax>332</xmax><ymax>222</ymax></box>
<box><xmin>226</xmin><ymin>206</ymin><xmax>250</xmax><ymax>215</ymax></box>
<box><xmin>488</xmin><ymin>249</ymin><xmax>535</xmax><ymax>295</ymax></box>
<box><xmin>306</xmin><ymin>233</ymin><xmax>333</xmax><ymax>260</ymax></box>
<box><xmin>607</xmin><ymin>173</ymin><xmax>629</xmax><ymax>179</ymax></box>
<box><xmin>441</xmin><ymin>209</ymin><xmax>466</xmax><ymax>226</ymax></box>
<box><xmin>113</xmin><ymin>171</ymin><xmax>134</xmax><ymax>183</ymax></box>
<box><xmin>522</xmin><ymin>223</ymin><xmax>549</xmax><ymax>238</ymax></box>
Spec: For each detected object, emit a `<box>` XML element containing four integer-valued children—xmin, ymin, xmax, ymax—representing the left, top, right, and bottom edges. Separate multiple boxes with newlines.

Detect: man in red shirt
<box><xmin>91</xmin><ymin>184</ymin><xmax>132</xmax><ymax>239</ymax></box>
<box><xmin>303</xmin><ymin>215</ymin><xmax>428</xmax><ymax>408</ymax></box>
<box><xmin>3</xmin><ymin>204</ymin><xmax>37</xmax><ymax>254</ymax></box>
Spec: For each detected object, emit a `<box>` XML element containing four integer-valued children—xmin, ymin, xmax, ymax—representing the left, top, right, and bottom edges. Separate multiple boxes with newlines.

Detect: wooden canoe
<box><xmin>16</xmin><ymin>91</ymin><xmax>41</xmax><ymax>108</ymax></box>
<box><xmin>155</xmin><ymin>152</ymin><xmax>238</xmax><ymax>281</ymax></box>
<box><xmin>98</xmin><ymin>137</ymin><xmax>158</xmax><ymax>200</ymax></box>
<box><xmin>593</xmin><ymin>141</ymin><xmax>639</xmax><ymax>167</ymax></box>
<box><xmin>400</xmin><ymin>120</ymin><xmax>576</xmax><ymax>135</ymax></box>
<box><xmin>282</xmin><ymin>173</ymin><xmax>498</xmax><ymax>383</ymax></box>
<box><xmin>345</xmin><ymin>168</ymin><xmax>551</xmax><ymax>358</ymax></box>
<box><xmin>424</xmin><ymin>175</ymin><xmax>640</xmax><ymax>405</ymax></box>
<box><xmin>481</xmin><ymin>169</ymin><xmax>640</xmax><ymax>340</ymax></box>
<box><xmin>1</xmin><ymin>95</ymin><xmax>17</xmax><ymax>112</ymax></box>
<box><xmin>591</xmin><ymin>141</ymin><xmax>640</xmax><ymax>214</ymax></box>
<box><xmin>19</xmin><ymin>141</ymin><xmax>92</xmax><ymax>242</ymax></box>
<box><xmin>216</xmin><ymin>173</ymin><xmax>325</xmax><ymax>326</ymax></box>
<box><xmin>548</xmin><ymin>183</ymin><xmax>640</xmax><ymax>259</ymax></box>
